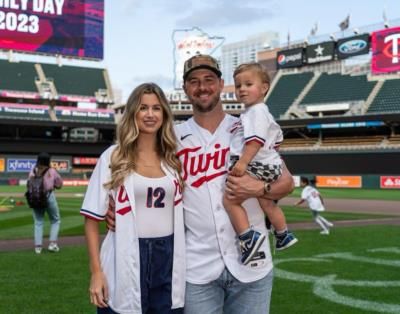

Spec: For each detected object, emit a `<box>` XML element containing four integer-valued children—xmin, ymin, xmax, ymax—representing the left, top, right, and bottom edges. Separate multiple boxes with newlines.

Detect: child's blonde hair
<box><xmin>233</xmin><ymin>62</ymin><xmax>271</xmax><ymax>95</ymax></box>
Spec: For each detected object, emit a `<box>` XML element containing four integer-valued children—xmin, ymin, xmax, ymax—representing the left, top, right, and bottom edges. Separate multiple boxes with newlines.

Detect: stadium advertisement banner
<box><xmin>380</xmin><ymin>176</ymin><xmax>400</xmax><ymax>189</ymax></box>
<box><xmin>73</xmin><ymin>157</ymin><xmax>98</xmax><ymax>165</ymax></box>
<box><xmin>63</xmin><ymin>179</ymin><xmax>89</xmax><ymax>186</ymax></box>
<box><xmin>0</xmin><ymin>103</ymin><xmax>48</xmax><ymax>117</ymax></box>
<box><xmin>7</xmin><ymin>158</ymin><xmax>36</xmax><ymax>172</ymax></box>
<box><xmin>336</xmin><ymin>34</ymin><xmax>370</xmax><ymax>59</ymax></box>
<box><xmin>305</xmin><ymin>41</ymin><xmax>335</xmax><ymax>64</ymax></box>
<box><xmin>58</xmin><ymin>95</ymin><xmax>96</xmax><ymax>103</ymax></box>
<box><xmin>277</xmin><ymin>48</ymin><xmax>303</xmax><ymax>68</ymax></box>
<box><xmin>0</xmin><ymin>158</ymin><xmax>4</xmax><ymax>172</ymax></box>
<box><xmin>371</xmin><ymin>26</ymin><xmax>400</xmax><ymax>73</ymax></box>
<box><xmin>316</xmin><ymin>176</ymin><xmax>362</xmax><ymax>188</ymax></box>
<box><xmin>0</xmin><ymin>90</ymin><xmax>40</xmax><ymax>99</ymax></box>
<box><xmin>51</xmin><ymin>159</ymin><xmax>70</xmax><ymax>173</ymax></box>
<box><xmin>0</xmin><ymin>0</ymin><xmax>104</xmax><ymax>60</ymax></box>
<box><xmin>55</xmin><ymin>106</ymin><xmax>114</xmax><ymax>120</ymax></box>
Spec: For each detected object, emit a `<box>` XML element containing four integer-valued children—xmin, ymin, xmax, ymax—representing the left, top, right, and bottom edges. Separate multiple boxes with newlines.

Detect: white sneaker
<box><xmin>320</xmin><ymin>230</ymin><xmax>330</xmax><ymax>235</ymax></box>
<box><xmin>35</xmin><ymin>247</ymin><xmax>42</xmax><ymax>254</ymax></box>
<box><xmin>48</xmin><ymin>242</ymin><xmax>60</xmax><ymax>252</ymax></box>
<box><xmin>326</xmin><ymin>221</ymin><xmax>334</xmax><ymax>227</ymax></box>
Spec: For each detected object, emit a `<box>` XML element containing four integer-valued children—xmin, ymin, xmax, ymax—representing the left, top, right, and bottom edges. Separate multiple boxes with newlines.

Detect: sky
<box><xmin>3</xmin><ymin>0</ymin><xmax>399</xmax><ymax>103</ymax></box>
<box><xmin>102</xmin><ymin>0</ymin><xmax>400</xmax><ymax>102</ymax></box>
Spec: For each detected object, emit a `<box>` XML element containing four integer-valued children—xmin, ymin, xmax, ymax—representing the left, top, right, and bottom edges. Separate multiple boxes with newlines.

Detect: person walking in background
<box><xmin>223</xmin><ymin>62</ymin><xmax>297</xmax><ymax>264</ymax></box>
<box><xmin>81</xmin><ymin>83</ymin><xmax>185</xmax><ymax>313</ymax></box>
<box><xmin>28</xmin><ymin>152</ymin><xmax>63</xmax><ymax>254</ymax></box>
<box><xmin>294</xmin><ymin>176</ymin><xmax>333</xmax><ymax>235</ymax></box>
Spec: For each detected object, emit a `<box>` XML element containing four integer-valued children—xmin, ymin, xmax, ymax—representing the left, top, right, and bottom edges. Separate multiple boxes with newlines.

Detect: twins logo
<box><xmin>116</xmin><ymin>185</ymin><xmax>131</xmax><ymax>215</ymax></box>
<box><xmin>176</xmin><ymin>143</ymin><xmax>229</xmax><ymax>187</ymax></box>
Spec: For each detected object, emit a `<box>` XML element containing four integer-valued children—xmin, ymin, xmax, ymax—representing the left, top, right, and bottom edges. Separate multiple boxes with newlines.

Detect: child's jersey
<box><xmin>301</xmin><ymin>185</ymin><xmax>325</xmax><ymax>211</ymax></box>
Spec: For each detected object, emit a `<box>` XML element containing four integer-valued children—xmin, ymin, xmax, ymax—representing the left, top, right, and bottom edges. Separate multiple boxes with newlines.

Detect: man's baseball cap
<box><xmin>183</xmin><ymin>54</ymin><xmax>222</xmax><ymax>81</ymax></box>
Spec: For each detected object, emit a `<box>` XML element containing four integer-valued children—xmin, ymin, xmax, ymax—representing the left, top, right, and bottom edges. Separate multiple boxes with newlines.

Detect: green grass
<box><xmin>270</xmin><ymin>225</ymin><xmax>400</xmax><ymax>314</ymax></box>
<box><xmin>0</xmin><ymin>185</ymin><xmax>87</xmax><ymax>194</ymax></box>
<box><xmin>0</xmin><ymin>246</ymin><xmax>92</xmax><ymax>313</ymax></box>
<box><xmin>1</xmin><ymin>226</ymin><xmax>399</xmax><ymax>313</ymax></box>
<box><xmin>1</xmin><ymin>185</ymin><xmax>400</xmax><ymax>201</ymax></box>
<box><xmin>0</xmin><ymin>196</ymin><xmax>107</xmax><ymax>240</ymax></box>
<box><xmin>0</xmin><ymin>187</ymin><xmax>399</xmax><ymax>313</ymax></box>
<box><xmin>289</xmin><ymin>187</ymin><xmax>400</xmax><ymax>201</ymax></box>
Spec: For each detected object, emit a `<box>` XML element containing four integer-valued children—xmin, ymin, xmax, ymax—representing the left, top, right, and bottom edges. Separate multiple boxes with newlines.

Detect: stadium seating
<box><xmin>41</xmin><ymin>64</ymin><xmax>107</xmax><ymax>97</ymax></box>
<box><xmin>0</xmin><ymin>60</ymin><xmax>38</xmax><ymax>92</ymax></box>
<box><xmin>266</xmin><ymin>72</ymin><xmax>314</xmax><ymax>118</ymax></box>
<box><xmin>301</xmin><ymin>73</ymin><xmax>377</xmax><ymax>105</ymax></box>
<box><xmin>367</xmin><ymin>79</ymin><xmax>400</xmax><ymax>113</ymax></box>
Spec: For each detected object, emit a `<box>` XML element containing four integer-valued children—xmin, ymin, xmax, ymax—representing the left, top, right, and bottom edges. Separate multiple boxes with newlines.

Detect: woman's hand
<box><xmin>89</xmin><ymin>271</ymin><xmax>109</xmax><ymax>308</ymax></box>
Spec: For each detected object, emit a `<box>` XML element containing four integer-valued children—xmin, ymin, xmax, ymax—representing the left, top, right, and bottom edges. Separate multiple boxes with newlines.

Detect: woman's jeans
<box><xmin>32</xmin><ymin>191</ymin><xmax>61</xmax><ymax>246</ymax></box>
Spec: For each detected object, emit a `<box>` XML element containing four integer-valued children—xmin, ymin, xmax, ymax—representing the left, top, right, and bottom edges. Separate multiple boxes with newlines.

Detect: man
<box><xmin>107</xmin><ymin>54</ymin><xmax>294</xmax><ymax>313</ymax></box>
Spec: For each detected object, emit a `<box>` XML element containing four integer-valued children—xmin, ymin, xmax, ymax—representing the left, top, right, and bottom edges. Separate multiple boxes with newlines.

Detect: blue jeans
<box><xmin>98</xmin><ymin>235</ymin><xmax>183</xmax><ymax>314</ymax></box>
<box><xmin>32</xmin><ymin>192</ymin><xmax>61</xmax><ymax>246</ymax></box>
<box><xmin>184</xmin><ymin>268</ymin><xmax>273</xmax><ymax>314</ymax></box>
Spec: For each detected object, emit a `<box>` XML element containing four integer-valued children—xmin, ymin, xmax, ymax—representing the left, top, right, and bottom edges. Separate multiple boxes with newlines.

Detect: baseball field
<box><xmin>0</xmin><ymin>186</ymin><xmax>399</xmax><ymax>313</ymax></box>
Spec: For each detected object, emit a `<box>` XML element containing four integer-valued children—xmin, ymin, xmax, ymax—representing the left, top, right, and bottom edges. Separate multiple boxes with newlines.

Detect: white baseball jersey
<box><xmin>175</xmin><ymin>114</ymin><xmax>272</xmax><ymax>284</ymax></box>
<box><xmin>80</xmin><ymin>145</ymin><xmax>185</xmax><ymax>313</ymax></box>
<box><xmin>301</xmin><ymin>185</ymin><xmax>325</xmax><ymax>212</ymax></box>
<box><xmin>230</xmin><ymin>103</ymin><xmax>283</xmax><ymax>165</ymax></box>
<box><xmin>132</xmin><ymin>173</ymin><xmax>174</xmax><ymax>238</ymax></box>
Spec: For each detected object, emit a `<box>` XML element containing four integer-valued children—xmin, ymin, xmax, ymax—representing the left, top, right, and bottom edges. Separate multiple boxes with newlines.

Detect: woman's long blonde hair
<box><xmin>105</xmin><ymin>83</ymin><xmax>182</xmax><ymax>189</ymax></box>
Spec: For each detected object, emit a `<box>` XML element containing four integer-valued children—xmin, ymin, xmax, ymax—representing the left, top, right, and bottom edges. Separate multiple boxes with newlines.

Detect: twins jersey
<box><xmin>132</xmin><ymin>173</ymin><xmax>174</xmax><ymax>238</ymax></box>
<box><xmin>230</xmin><ymin>103</ymin><xmax>283</xmax><ymax>165</ymax></box>
<box><xmin>80</xmin><ymin>145</ymin><xmax>185</xmax><ymax>313</ymax></box>
<box><xmin>301</xmin><ymin>185</ymin><xmax>325</xmax><ymax>212</ymax></box>
<box><xmin>175</xmin><ymin>114</ymin><xmax>272</xmax><ymax>284</ymax></box>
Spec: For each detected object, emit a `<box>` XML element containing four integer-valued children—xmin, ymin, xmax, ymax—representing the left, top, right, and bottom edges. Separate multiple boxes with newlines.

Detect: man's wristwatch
<box><xmin>264</xmin><ymin>182</ymin><xmax>271</xmax><ymax>195</ymax></box>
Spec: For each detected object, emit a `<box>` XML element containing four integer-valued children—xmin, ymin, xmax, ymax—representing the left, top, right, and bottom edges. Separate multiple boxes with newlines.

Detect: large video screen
<box><xmin>371</xmin><ymin>27</ymin><xmax>400</xmax><ymax>74</ymax></box>
<box><xmin>0</xmin><ymin>0</ymin><xmax>104</xmax><ymax>60</ymax></box>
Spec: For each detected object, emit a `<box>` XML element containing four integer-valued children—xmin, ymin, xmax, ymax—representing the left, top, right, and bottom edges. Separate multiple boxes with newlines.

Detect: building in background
<box><xmin>220</xmin><ymin>32</ymin><xmax>279</xmax><ymax>85</ymax></box>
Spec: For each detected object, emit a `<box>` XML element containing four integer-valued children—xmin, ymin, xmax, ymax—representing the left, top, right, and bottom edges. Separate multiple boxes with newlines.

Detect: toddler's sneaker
<box><xmin>35</xmin><ymin>246</ymin><xmax>42</xmax><ymax>254</ymax></box>
<box><xmin>275</xmin><ymin>230</ymin><xmax>298</xmax><ymax>251</ymax></box>
<box><xmin>48</xmin><ymin>242</ymin><xmax>60</xmax><ymax>253</ymax></box>
<box><xmin>239</xmin><ymin>229</ymin><xmax>266</xmax><ymax>265</ymax></box>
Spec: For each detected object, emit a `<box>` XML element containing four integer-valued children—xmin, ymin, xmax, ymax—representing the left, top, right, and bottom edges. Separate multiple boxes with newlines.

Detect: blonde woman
<box><xmin>81</xmin><ymin>83</ymin><xmax>185</xmax><ymax>314</ymax></box>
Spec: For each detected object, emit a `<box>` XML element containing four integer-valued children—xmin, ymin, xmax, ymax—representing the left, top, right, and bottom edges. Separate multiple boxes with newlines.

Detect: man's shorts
<box><xmin>230</xmin><ymin>155</ymin><xmax>282</xmax><ymax>183</ymax></box>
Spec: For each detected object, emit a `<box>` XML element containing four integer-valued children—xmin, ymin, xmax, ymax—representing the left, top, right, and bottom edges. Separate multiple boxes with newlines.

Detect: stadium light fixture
<box><xmin>353</xmin><ymin>28</ymin><xmax>360</xmax><ymax>35</ymax></box>
<box><xmin>329</xmin><ymin>33</ymin><xmax>337</xmax><ymax>41</ymax></box>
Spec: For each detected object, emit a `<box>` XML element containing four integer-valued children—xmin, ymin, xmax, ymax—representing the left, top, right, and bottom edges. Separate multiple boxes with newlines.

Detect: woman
<box><xmin>28</xmin><ymin>152</ymin><xmax>63</xmax><ymax>254</ymax></box>
<box><xmin>81</xmin><ymin>83</ymin><xmax>185</xmax><ymax>314</ymax></box>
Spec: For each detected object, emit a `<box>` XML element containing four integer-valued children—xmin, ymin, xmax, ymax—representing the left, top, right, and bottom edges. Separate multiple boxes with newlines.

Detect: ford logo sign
<box><xmin>338</xmin><ymin>39</ymin><xmax>367</xmax><ymax>54</ymax></box>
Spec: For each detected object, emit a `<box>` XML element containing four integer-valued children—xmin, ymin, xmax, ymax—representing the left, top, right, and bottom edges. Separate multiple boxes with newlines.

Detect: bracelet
<box><xmin>263</xmin><ymin>182</ymin><xmax>271</xmax><ymax>195</ymax></box>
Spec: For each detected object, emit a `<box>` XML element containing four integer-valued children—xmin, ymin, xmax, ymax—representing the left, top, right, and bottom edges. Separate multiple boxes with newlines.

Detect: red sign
<box><xmin>380</xmin><ymin>176</ymin><xmax>400</xmax><ymax>189</ymax></box>
<box><xmin>73</xmin><ymin>157</ymin><xmax>98</xmax><ymax>165</ymax></box>
<box><xmin>371</xmin><ymin>27</ymin><xmax>400</xmax><ymax>73</ymax></box>
<box><xmin>63</xmin><ymin>179</ymin><xmax>89</xmax><ymax>186</ymax></box>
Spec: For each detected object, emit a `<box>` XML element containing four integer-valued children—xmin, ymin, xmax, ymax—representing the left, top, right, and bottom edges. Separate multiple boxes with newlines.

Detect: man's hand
<box><xmin>225</xmin><ymin>162</ymin><xmax>294</xmax><ymax>201</ymax></box>
<box><xmin>105</xmin><ymin>195</ymin><xmax>116</xmax><ymax>232</ymax></box>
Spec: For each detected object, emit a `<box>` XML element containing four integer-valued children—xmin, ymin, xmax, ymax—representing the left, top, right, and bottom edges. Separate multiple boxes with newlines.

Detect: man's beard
<box><xmin>191</xmin><ymin>94</ymin><xmax>221</xmax><ymax>113</ymax></box>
